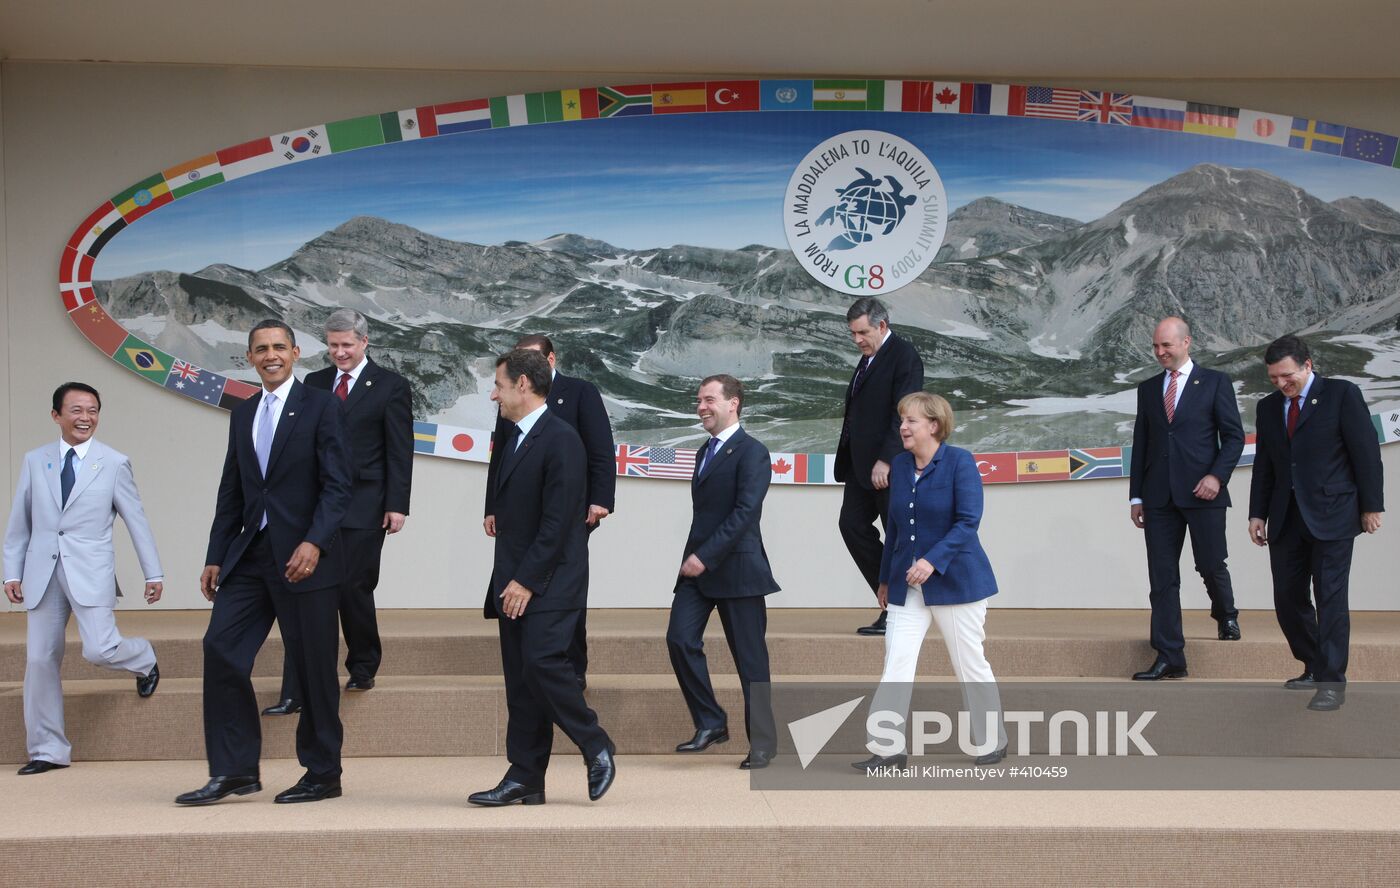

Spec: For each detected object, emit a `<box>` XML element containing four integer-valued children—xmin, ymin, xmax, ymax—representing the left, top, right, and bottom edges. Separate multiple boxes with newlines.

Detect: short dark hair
<box><xmin>514</xmin><ymin>333</ymin><xmax>555</xmax><ymax>357</ymax></box>
<box><xmin>846</xmin><ymin>296</ymin><xmax>889</xmax><ymax>327</ymax></box>
<box><xmin>700</xmin><ymin>373</ymin><xmax>744</xmax><ymax>416</ymax></box>
<box><xmin>52</xmin><ymin>382</ymin><xmax>101</xmax><ymax>413</ymax></box>
<box><xmin>1264</xmin><ymin>334</ymin><xmax>1311</xmax><ymax>367</ymax></box>
<box><xmin>496</xmin><ymin>348</ymin><xmax>552</xmax><ymax>395</ymax></box>
<box><xmin>248</xmin><ymin>318</ymin><xmax>296</xmax><ymax>350</ymax></box>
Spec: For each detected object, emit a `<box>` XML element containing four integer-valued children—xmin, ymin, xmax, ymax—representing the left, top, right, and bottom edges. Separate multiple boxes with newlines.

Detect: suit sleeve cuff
<box><xmin>1129</xmin><ymin>498</ymin><xmax>1143</xmax><ymax>506</ymax></box>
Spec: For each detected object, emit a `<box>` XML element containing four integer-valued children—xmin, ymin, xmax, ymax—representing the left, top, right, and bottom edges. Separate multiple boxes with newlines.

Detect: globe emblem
<box><xmin>133</xmin><ymin>351</ymin><xmax>156</xmax><ymax>369</ymax></box>
<box><xmin>815</xmin><ymin>167</ymin><xmax>917</xmax><ymax>252</ymax></box>
<box><xmin>775</xmin><ymin>87</ymin><xmax>797</xmax><ymax>104</ymax></box>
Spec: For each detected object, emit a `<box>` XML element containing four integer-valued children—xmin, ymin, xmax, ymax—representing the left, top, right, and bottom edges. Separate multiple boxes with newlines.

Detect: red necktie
<box><xmin>335</xmin><ymin>373</ymin><xmax>350</xmax><ymax>401</ymax></box>
<box><xmin>1287</xmin><ymin>396</ymin><xmax>1300</xmax><ymax>438</ymax></box>
<box><xmin>1163</xmin><ymin>370</ymin><xmax>1180</xmax><ymax>423</ymax></box>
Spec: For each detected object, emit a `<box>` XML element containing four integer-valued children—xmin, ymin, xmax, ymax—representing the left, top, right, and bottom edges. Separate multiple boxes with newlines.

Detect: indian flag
<box><xmin>814</xmin><ymin>80</ymin><xmax>868</xmax><ymax>110</ymax></box>
<box><xmin>162</xmin><ymin>153</ymin><xmax>224</xmax><ymax>199</ymax></box>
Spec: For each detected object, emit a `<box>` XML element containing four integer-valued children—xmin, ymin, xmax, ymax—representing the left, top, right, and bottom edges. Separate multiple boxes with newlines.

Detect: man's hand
<box><xmin>500</xmin><ymin>580</ymin><xmax>533</xmax><ymax>619</ymax></box>
<box><xmin>284</xmin><ymin>542</ymin><xmax>321</xmax><ymax>583</ymax></box>
<box><xmin>4</xmin><ymin>581</ymin><xmax>22</xmax><ymax>605</ymax></box>
<box><xmin>1248</xmin><ymin>518</ymin><xmax>1268</xmax><ymax>547</ymax></box>
<box><xmin>586</xmin><ymin>505</ymin><xmax>611</xmax><ymax>528</ymax></box>
<box><xmin>483</xmin><ymin>515</ymin><xmax>497</xmax><ymax>537</ymax></box>
<box><xmin>680</xmin><ymin>554</ymin><xmax>706</xmax><ymax>578</ymax></box>
<box><xmin>871</xmin><ymin>460</ymin><xmax>891</xmax><ymax>491</ymax></box>
<box><xmin>1193</xmin><ymin>474</ymin><xmax>1222</xmax><ymax>501</ymax></box>
<box><xmin>905</xmin><ymin>558</ymin><xmax>935</xmax><ymax>587</ymax></box>
<box><xmin>877</xmin><ymin>582</ymin><xmax>889</xmax><ymax>609</ymax></box>
<box><xmin>144</xmin><ymin>582</ymin><xmax>163</xmax><ymax>604</ymax></box>
<box><xmin>1363</xmin><ymin>512</ymin><xmax>1384</xmax><ymax>534</ymax></box>
<box><xmin>383</xmin><ymin>511</ymin><xmax>407</xmax><ymax>534</ymax></box>
<box><xmin>200</xmin><ymin>565</ymin><xmax>221</xmax><ymax>602</ymax></box>
<box><xmin>1130</xmin><ymin>504</ymin><xmax>1145</xmax><ymax>528</ymax></box>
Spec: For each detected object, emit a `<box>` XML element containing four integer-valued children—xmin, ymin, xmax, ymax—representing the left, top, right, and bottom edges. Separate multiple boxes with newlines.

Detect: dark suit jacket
<box><xmin>306</xmin><ymin>358</ymin><xmax>413</xmax><ymax>529</ymax></box>
<box><xmin>205</xmin><ymin>380</ymin><xmax>353</xmax><ymax>592</ymax></box>
<box><xmin>1129</xmin><ymin>365</ymin><xmax>1244</xmax><ymax>509</ymax></box>
<box><xmin>674</xmin><ymin>426</ymin><xmax>781</xmax><ymax>600</ymax></box>
<box><xmin>485</xmin><ymin>371</ymin><xmax>616</xmax><ymax>517</ymax></box>
<box><xmin>484</xmin><ymin>410</ymin><xmax>589</xmax><ymax>617</ymax></box>
<box><xmin>834</xmin><ymin>331</ymin><xmax>925</xmax><ymax>488</ymax></box>
<box><xmin>1249</xmin><ymin>375</ymin><xmax>1385</xmax><ymax>541</ymax></box>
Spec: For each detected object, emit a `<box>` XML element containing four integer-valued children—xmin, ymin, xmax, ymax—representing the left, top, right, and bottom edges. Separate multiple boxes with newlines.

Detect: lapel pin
<box><xmin>366</xmin><ymin>380</ymin><xmax>373</xmax><ymax>387</ymax></box>
<box><xmin>725</xmin><ymin>448</ymin><xmax>733</xmax><ymax>454</ymax></box>
<box><xmin>288</xmin><ymin>412</ymin><xmax>296</xmax><ymax>417</ymax></box>
<box><xmin>557</xmin><ymin>398</ymin><xmax>563</xmax><ymax>405</ymax></box>
<box><xmin>1311</xmin><ymin>399</ymin><xmax>1317</xmax><ymax>405</ymax></box>
<box><xmin>1193</xmin><ymin>379</ymin><xmax>1199</xmax><ymax>385</ymax></box>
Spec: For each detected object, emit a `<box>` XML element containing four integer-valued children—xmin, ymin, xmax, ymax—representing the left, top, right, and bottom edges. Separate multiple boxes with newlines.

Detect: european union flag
<box><xmin>1341</xmin><ymin>127</ymin><xmax>1399</xmax><ymax>166</ymax></box>
<box><xmin>761</xmin><ymin>80</ymin><xmax>813</xmax><ymax>111</ymax></box>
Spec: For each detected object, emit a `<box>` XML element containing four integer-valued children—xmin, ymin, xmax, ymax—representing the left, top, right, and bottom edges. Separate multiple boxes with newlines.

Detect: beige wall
<box><xmin>2</xmin><ymin>61</ymin><xmax>1397</xmax><ymax>612</ymax></box>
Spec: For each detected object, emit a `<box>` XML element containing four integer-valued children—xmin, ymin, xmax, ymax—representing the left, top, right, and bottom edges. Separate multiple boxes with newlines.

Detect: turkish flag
<box><xmin>706</xmin><ymin>80</ymin><xmax>761</xmax><ymax>112</ymax></box>
<box><xmin>972</xmin><ymin>451</ymin><xmax>1016</xmax><ymax>484</ymax></box>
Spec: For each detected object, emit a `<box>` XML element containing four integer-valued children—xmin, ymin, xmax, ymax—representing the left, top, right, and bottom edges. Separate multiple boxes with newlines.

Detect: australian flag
<box><xmin>164</xmin><ymin>360</ymin><xmax>228</xmax><ymax>407</ymax></box>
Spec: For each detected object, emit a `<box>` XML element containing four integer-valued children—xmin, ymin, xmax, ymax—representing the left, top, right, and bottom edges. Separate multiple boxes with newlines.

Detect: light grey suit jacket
<box><xmin>3</xmin><ymin>439</ymin><xmax>162</xmax><ymax>609</ymax></box>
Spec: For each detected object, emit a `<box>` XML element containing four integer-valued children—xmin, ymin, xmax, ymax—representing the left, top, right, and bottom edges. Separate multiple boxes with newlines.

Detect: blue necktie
<box><xmin>60</xmin><ymin>448</ymin><xmax>76</xmax><ymax>507</ymax></box>
<box><xmin>700</xmin><ymin>437</ymin><xmax>720</xmax><ymax>475</ymax></box>
<box><xmin>256</xmin><ymin>394</ymin><xmax>277</xmax><ymax>528</ymax></box>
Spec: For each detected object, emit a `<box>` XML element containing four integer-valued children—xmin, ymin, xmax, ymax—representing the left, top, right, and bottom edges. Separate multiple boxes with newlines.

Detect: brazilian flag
<box><xmin>113</xmin><ymin>335</ymin><xmax>174</xmax><ymax>385</ymax></box>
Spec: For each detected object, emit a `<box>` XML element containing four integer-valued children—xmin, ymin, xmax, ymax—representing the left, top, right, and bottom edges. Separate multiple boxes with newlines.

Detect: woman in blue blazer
<box><xmin>853</xmin><ymin>392</ymin><xmax>1006</xmax><ymax>768</ymax></box>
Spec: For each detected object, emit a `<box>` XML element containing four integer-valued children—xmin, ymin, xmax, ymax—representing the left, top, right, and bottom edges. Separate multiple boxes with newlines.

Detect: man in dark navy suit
<box><xmin>484</xmin><ymin>334</ymin><xmax>615</xmax><ymax>690</ymax></box>
<box><xmin>177</xmin><ymin>319</ymin><xmax>353</xmax><ymax>806</ymax></box>
<box><xmin>834</xmin><ymin>297</ymin><xmax>924</xmax><ymax>636</ymax></box>
<box><xmin>1249</xmin><ymin>334</ymin><xmax>1384</xmax><ymax>711</ymax></box>
<box><xmin>469</xmin><ymin>348</ymin><xmax>615</xmax><ymax>806</ymax></box>
<box><xmin>667</xmin><ymin>374</ymin><xmax>780</xmax><ymax>769</ymax></box>
<box><xmin>1129</xmin><ymin>317</ymin><xmax>1245</xmax><ymax>681</ymax></box>
<box><xmin>264</xmin><ymin>309</ymin><xmax>413</xmax><ymax>716</ymax></box>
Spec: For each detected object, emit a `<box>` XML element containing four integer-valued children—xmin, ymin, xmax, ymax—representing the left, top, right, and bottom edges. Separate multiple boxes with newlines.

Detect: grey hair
<box><xmin>846</xmin><ymin>297</ymin><xmax>889</xmax><ymax>327</ymax></box>
<box><xmin>324</xmin><ymin>308</ymin><xmax>369</xmax><ymax>339</ymax></box>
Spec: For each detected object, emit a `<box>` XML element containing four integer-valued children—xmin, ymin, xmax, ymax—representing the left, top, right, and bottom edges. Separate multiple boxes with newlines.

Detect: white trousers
<box><xmin>24</xmin><ymin>562</ymin><xmax>156</xmax><ymax>765</ymax></box>
<box><xmin>870</xmin><ymin>588</ymin><xmax>1006</xmax><ymax>753</ymax></box>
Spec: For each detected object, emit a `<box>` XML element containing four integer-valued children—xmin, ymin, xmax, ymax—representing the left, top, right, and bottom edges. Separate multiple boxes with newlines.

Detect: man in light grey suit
<box><xmin>3</xmin><ymin>382</ymin><xmax>164</xmax><ymax>774</ymax></box>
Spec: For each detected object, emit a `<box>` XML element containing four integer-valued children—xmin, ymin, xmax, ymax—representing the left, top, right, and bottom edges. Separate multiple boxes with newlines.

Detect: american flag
<box><xmin>1024</xmin><ymin>87</ymin><xmax>1080</xmax><ymax>120</ymax></box>
<box><xmin>615</xmin><ymin>444</ymin><xmax>696</xmax><ymax>479</ymax></box>
<box><xmin>1079</xmin><ymin>91</ymin><xmax>1133</xmax><ymax>125</ymax></box>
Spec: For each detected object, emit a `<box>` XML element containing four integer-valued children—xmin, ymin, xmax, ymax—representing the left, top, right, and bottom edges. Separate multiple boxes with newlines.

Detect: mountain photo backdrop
<box><xmin>92</xmin><ymin>111</ymin><xmax>1400</xmax><ymax>453</ymax></box>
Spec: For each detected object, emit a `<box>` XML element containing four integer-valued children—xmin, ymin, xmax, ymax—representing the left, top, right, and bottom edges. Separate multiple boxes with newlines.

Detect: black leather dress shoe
<box><xmin>468</xmin><ymin>778</ymin><xmax>546</xmax><ymax>807</ymax></box>
<box><xmin>345</xmin><ymin>677</ymin><xmax>375</xmax><ymax>692</ymax></box>
<box><xmin>175</xmin><ymin>775</ymin><xmax>261</xmax><ymax>805</ymax></box>
<box><xmin>1284</xmin><ymin>672</ymin><xmax>1316</xmax><ymax>690</ymax></box>
<box><xmin>17</xmin><ymin>760</ymin><xmax>69</xmax><ymax>775</ymax></box>
<box><xmin>1132</xmin><ymin>658</ymin><xmax>1188</xmax><ymax>681</ymax></box>
<box><xmin>587</xmin><ymin>745</ymin><xmax>616</xmax><ymax>801</ymax></box>
<box><xmin>974</xmin><ymin>745</ymin><xmax>1009</xmax><ymax>765</ymax></box>
<box><xmin>675</xmin><ymin>726</ymin><xmax>729</xmax><ymax>753</ymax></box>
<box><xmin>857</xmin><ymin>611</ymin><xmax>888</xmax><ymax>636</ymax></box>
<box><xmin>274</xmin><ymin>778</ymin><xmax>342</xmax><ymax>803</ymax></box>
<box><xmin>1217</xmin><ymin>619</ymin><xmax>1241</xmax><ymax>641</ymax></box>
<box><xmin>137</xmin><ymin>663</ymin><xmax>160</xmax><ymax>698</ymax></box>
<box><xmin>1308</xmin><ymin>688</ymin><xmax>1345</xmax><ymax>711</ymax></box>
<box><xmin>739</xmin><ymin>750</ymin><xmax>774</xmax><ymax>770</ymax></box>
<box><xmin>261</xmin><ymin>699</ymin><xmax>301</xmax><ymax>716</ymax></box>
<box><xmin>851</xmin><ymin>752</ymin><xmax>907</xmax><ymax>770</ymax></box>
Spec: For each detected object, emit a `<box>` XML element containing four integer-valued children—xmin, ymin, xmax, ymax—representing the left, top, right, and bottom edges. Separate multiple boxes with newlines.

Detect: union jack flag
<box><xmin>1024</xmin><ymin>87</ymin><xmax>1080</xmax><ymax>120</ymax></box>
<box><xmin>170</xmin><ymin>359</ymin><xmax>202</xmax><ymax>381</ymax></box>
<box><xmin>1079</xmin><ymin>91</ymin><xmax>1133</xmax><ymax>125</ymax></box>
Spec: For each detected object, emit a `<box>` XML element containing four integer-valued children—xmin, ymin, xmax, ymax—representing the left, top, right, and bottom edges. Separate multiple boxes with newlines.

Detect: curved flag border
<box><xmin>58</xmin><ymin>79</ymin><xmax>1400</xmax><ymax>485</ymax></box>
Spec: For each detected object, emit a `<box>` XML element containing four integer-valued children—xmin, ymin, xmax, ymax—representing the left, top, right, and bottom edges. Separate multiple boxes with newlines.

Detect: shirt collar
<box><xmin>513</xmin><ymin>402</ymin><xmax>549</xmax><ymax>440</ymax></box>
<box><xmin>340</xmin><ymin>356</ymin><xmax>369</xmax><ymax>383</ymax></box>
<box><xmin>262</xmin><ymin>376</ymin><xmax>296</xmax><ymax>403</ymax></box>
<box><xmin>1297</xmin><ymin>372</ymin><xmax>1315</xmax><ymax>402</ymax></box>
<box><xmin>710</xmin><ymin>422</ymin><xmax>742</xmax><ymax>445</ymax></box>
<box><xmin>59</xmin><ymin>437</ymin><xmax>94</xmax><ymax>460</ymax></box>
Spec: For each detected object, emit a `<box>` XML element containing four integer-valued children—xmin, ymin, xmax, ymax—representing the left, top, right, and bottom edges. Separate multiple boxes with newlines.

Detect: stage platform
<box><xmin>4</xmin><ymin>608</ymin><xmax>1400</xmax><ymax>886</ymax></box>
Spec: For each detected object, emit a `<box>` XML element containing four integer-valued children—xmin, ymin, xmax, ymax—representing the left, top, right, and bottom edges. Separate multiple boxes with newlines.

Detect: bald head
<box><xmin>1152</xmin><ymin>317</ymin><xmax>1191</xmax><ymax>372</ymax></box>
